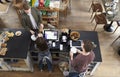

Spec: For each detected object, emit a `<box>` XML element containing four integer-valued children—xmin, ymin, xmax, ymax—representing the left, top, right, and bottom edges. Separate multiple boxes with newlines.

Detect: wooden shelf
<box><xmin>37</xmin><ymin>7</ymin><xmax>59</xmax><ymax>11</ymax></box>
<box><xmin>37</xmin><ymin>7</ymin><xmax>59</xmax><ymax>27</ymax></box>
<box><xmin>42</xmin><ymin>16</ymin><xmax>57</xmax><ymax>19</ymax></box>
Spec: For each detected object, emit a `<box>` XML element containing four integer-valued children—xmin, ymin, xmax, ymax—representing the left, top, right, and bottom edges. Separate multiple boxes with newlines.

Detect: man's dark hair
<box><xmin>23</xmin><ymin>3</ymin><xmax>30</xmax><ymax>10</ymax></box>
<box><xmin>83</xmin><ymin>40</ymin><xmax>95</xmax><ymax>52</ymax></box>
<box><xmin>35</xmin><ymin>37</ymin><xmax>48</xmax><ymax>51</ymax></box>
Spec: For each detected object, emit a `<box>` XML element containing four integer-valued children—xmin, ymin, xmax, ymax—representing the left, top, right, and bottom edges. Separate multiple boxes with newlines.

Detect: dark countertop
<box><xmin>0</xmin><ymin>28</ymin><xmax>31</xmax><ymax>59</ymax></box>
<box><xmin>1</xmin><ymin>29</ymin><xmax>102</xmax><ymax>62</ymax></box>
<box><xmin>78</xmin><ymin>31</ymin><xmax>102</xmax><ymax>62</ymax></box>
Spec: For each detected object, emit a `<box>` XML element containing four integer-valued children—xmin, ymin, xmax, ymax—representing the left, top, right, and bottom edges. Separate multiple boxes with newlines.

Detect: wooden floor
<box><xmin>0</xmin><ymin>0</ymin><xmax>120</xmax><ymax>77</ymax></box>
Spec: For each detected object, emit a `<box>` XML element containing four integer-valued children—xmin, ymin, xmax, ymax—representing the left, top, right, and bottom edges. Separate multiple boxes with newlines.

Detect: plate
<box><xmin>107</xmin><ymin>11</ymin><xmax>113</xmax><ymax>15</ymax></box>
<box><xmin>15</xmin><ymin>31</ymin><xmax>22</xmax><ymax>36</ymax></box>
<box><xmin>59</xmin><ymin>61</ymin><xmax>69</xmax><ymax>71</ymax></box>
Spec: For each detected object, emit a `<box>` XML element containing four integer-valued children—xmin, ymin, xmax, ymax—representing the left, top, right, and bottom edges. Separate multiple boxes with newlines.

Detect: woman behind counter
<box><xmin>69</xmin><ymin>40</ymin><xmax>95</xmax><ymax>77</ymax></box>
<box><xmin>35</xmin><ymin>33</ymin><xmax>52</xmax><ymax>72</ymax></box>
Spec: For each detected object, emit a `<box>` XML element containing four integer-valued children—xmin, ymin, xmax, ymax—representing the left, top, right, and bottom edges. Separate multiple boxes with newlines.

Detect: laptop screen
<box><xmin>70</xmin><ymin>40</ymin><xmax>82</xmax><ymax>48</ymax></box>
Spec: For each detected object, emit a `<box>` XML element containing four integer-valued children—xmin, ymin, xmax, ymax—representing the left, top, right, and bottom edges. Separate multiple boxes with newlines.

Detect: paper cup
<box><xmin>70</xmin><ymin>47</ymin><xmax>77</xmax><ymax>53</ymax></box>
<box><xmin>31</xmin><ymin>35</ymin><xmax>37</xmax><ymax>41</ymax></box>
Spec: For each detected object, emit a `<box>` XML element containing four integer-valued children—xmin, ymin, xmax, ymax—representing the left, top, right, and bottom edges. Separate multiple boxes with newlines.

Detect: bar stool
<box><xmin>91</xmin><ymin>13</ymin><xmax>107</xmax><ymax>31</ymax></box>
<box><xmin>89</xmin><ymin>0</ymin><xmax>103</xmax><ymax>19</ymax></box>
<box><xmin>113</xmin><ymin>21</ymin><xmax>120</xmax><ymax>33</ymax></box>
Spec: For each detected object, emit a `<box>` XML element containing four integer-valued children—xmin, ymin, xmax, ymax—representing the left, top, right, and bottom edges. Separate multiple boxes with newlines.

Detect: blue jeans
<box><xmin>39</xmin><ymin>58</ymin><xmax>52</xmax><ymax>71</ymax></box>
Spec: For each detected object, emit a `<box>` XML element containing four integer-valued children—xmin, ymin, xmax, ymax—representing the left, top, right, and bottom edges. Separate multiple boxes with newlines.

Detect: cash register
<box><xmin>43</xmin><ymin>29</ymin><xmax>70</xmax><ymax>51</ymax></box>
<box><xmin>44</xmin><ymin>30</ymin><xmax>59</xmax><ymax>47</ymax></box>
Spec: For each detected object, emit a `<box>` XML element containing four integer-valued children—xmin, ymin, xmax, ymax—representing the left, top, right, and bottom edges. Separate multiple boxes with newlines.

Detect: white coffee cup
<box><xmin>52</xmin><ymin>42</ymin><xmax>55</xmax><ymax>47</ymax></box>
<box><xmin>62</xmin><ymin>36</ymin><xmax>67</xmax><ymax>42</ymax></box>
<box><xmin>60</xmin><ymin>44</ymin><xmax>63</xmax><ymax>50</ymax></box>
<box><xmin>31</xmin><ymin>35</ymin><xmax>37</xmax><ymax>41</ymax></box>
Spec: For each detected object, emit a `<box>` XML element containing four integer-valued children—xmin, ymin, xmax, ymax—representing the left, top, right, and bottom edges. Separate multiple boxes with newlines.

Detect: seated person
<box><xmin>69</xmin><ymin>40</ymin><xmax>95</xmax><ymax>77</ymax></box>
<box><xmin>35</xmin><ymin>33</ymin><xmax>52</xmax><ymax>72</ymax></box>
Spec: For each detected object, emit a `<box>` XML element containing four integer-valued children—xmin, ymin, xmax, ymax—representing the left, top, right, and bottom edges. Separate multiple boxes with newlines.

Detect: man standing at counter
<box><xmin>69</xmin><ymin>40</ymin><xmax>95</xmax><ymax>77</ymax></box>
<box><xmin>21</xmin><ymin>3</ymin><xmax>44</xmax><ymax>35</ymax></box>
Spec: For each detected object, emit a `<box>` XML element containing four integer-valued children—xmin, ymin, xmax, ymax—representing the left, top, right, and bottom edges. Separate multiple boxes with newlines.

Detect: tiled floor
<box><xmin>0</xmin><ymin>0</ymin><xmax>120</xmax><ymax>77</ymax></box>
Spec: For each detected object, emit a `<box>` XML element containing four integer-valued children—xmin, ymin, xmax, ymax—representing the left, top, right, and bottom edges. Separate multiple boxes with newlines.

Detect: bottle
<box><xmin>60</xmin><ymin>44</ymin><xmax>63</xmax><ymax>51</ymax></box>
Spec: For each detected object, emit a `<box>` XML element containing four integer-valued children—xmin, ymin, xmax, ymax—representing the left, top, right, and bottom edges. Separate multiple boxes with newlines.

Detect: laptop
<box><xmin>70</xmin><ymin>40</ymin><xmax>82</xmax><ymax>50</ymax></box>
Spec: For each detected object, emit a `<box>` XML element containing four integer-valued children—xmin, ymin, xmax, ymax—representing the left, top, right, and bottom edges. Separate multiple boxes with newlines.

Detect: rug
<box><xmin>0</xmin><ymin>3</ymin><xmax>10</xmax><ymax>14</ymax></box>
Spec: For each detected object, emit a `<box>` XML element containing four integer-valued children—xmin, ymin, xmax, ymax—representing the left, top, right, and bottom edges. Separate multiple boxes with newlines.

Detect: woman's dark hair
<box><xmin>83</xmin><ymin>40</ymin><xmax>95</xmax><ymax>52</ymax></box>
<box><xmin>35</xmin><ymin>37</ymin><xmax>48</xmax><ymax>51</ymax></box>
<box><xmin>23</xmin><ymin>3</ymin><xmax>30</xmax><ymax>10</ymax></box>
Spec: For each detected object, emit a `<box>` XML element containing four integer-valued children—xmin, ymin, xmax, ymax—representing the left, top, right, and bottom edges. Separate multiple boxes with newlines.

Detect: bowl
<box><xmin>59</xmin><ymin>61</ymin><xmax>69</xmax><ymax>71</ymax></box>
<box><xmin>70</xmin><ymin>31</ymin><xmax>80</xmax><ymax>41</ymax></box>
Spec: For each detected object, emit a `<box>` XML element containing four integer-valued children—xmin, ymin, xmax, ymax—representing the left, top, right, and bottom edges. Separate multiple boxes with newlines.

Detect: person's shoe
<box><xmin>5</xmin><ymin>0</ymin><xmax>11</xmax><ymax>2</ymax></box>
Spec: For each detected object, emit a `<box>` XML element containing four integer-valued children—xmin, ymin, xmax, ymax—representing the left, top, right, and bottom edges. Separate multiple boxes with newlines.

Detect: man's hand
<box><xmin>40</xmin><ymin>24</ymin><xmax>44</xmax><ymax>29</ymax></box>
<box><xmin>39</xmin><ymin>24</ymin><xmax>44</xmax><ymax>32</ymax></box>
<box><xmin>30</xmin><ymin>30</ymin><xmax>35</xmax><ymax>34</ymax></box>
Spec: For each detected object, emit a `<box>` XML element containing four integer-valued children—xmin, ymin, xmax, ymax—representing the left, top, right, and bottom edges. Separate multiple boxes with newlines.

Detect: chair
<box><xmin>91</xmin><ymin>13</ymin><xmax>107</xmax><ymax>31</ymax></box>
<box><xmin>89</xmin><ymin>0</ymin><xmax>103</xmax><ymax>18</ymax></box>
<box><xmin>113</xmin><ymin>21</ymin><xmax>120</xmax><ymax>33</ymax></box>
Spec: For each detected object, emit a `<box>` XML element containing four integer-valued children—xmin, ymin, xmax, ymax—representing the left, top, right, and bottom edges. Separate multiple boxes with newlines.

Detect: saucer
<box><xmin>15</xmin><ymin>31</ymin><xmax>22</xmax><ymax>36</ymax></box>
